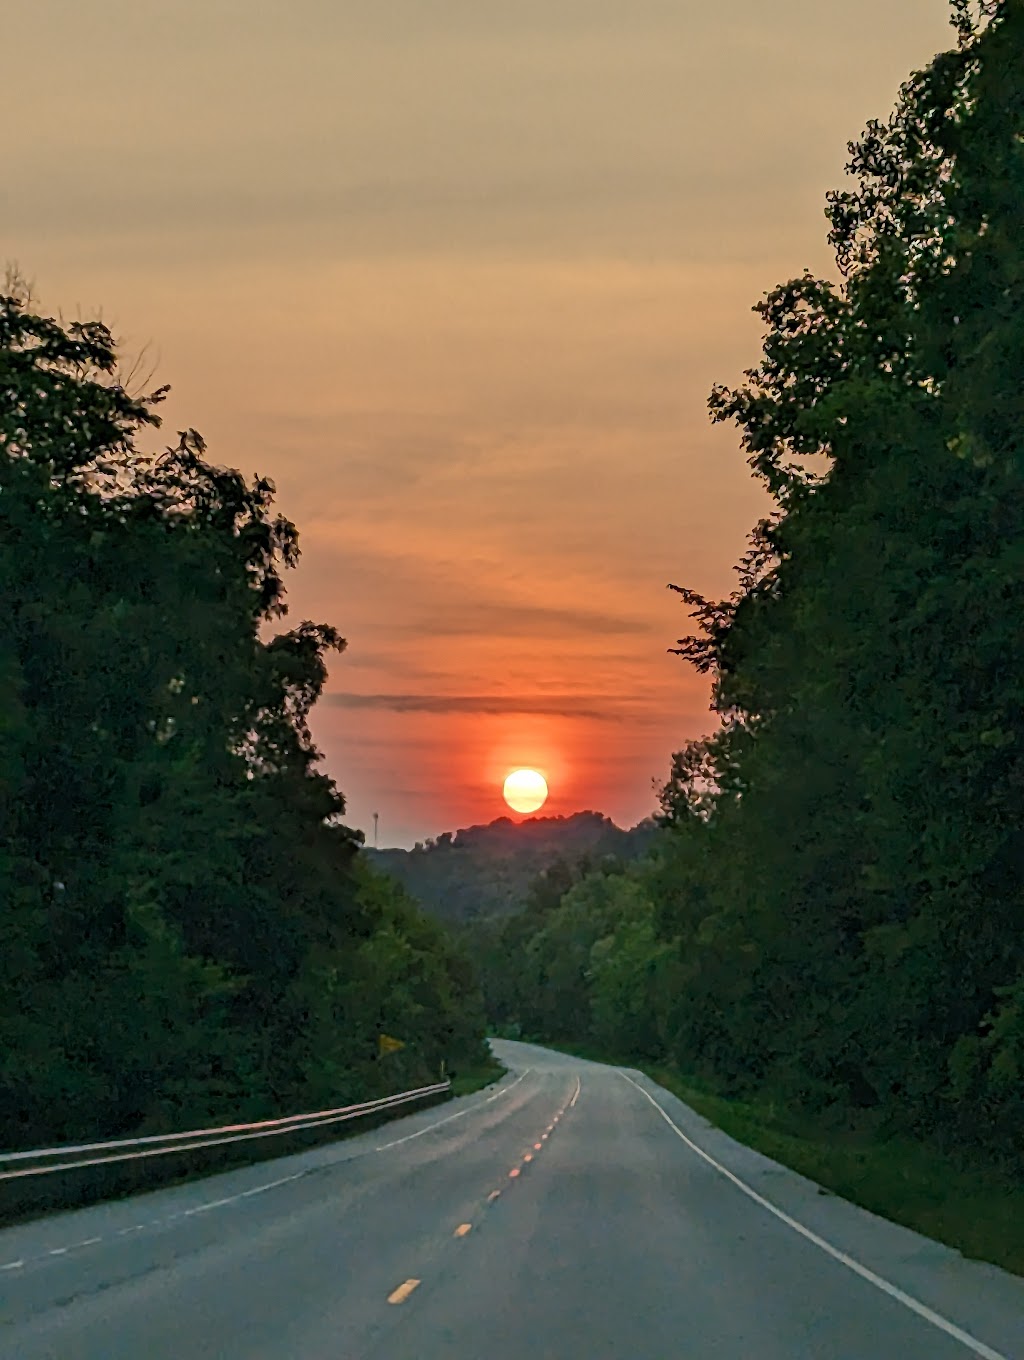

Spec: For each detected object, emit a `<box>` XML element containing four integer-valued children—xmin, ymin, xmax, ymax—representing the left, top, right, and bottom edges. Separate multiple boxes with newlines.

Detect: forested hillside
<box><xmin>472</xmin><ymin>3</ymin><xmax>1024</xmax><ymax>1164</ymax></box>
<box><xmin>0</xmin><ymin>283</ymin><xmax>487</xmax><ymax>1151</ymax></box>
<box><xmin>366</xmin><ymin>812</ymin><xmax>658</xmax><ymax>922</ymax></box>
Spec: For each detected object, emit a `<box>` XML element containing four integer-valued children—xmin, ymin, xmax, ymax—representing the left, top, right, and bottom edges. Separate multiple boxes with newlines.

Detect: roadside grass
<box><xmin>536</xmin><ymin>1039</ymin><xmax>1024</xmax><ymax>1277</ymax></box>
<box><xmin>450</xmin><ymin>1057</ymin><xmax>506</xmax><ymax>1098</ymax></box>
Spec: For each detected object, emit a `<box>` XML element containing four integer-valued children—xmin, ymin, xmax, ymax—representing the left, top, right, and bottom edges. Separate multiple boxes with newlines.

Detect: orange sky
<box><xmin>6</xmin><ymin>1</ymin><xmax>954</xmax><ymax>845</ymax></box>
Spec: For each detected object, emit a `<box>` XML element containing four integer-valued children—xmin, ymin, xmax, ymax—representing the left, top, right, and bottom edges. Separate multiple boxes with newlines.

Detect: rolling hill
<box><xmin>363</xmin><ymin>811</ymin><xmax>657</xmax><ymax>923</ymax></box>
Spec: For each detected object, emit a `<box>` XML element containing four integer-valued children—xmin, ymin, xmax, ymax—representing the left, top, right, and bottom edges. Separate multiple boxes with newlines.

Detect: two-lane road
<box><xmin>1</xmin><ymin>1041</ymin><xmax>1022</xmax><ymax>1358</ymax></box>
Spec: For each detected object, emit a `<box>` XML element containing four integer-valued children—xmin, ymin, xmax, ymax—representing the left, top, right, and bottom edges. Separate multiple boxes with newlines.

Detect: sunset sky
<box><xmin>6</xmin><ymin>1</ymin><xmax>954</xmax><ymax>846</ymax></box>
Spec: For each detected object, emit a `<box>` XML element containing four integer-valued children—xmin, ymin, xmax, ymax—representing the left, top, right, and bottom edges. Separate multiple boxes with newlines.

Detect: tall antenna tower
<box><xmin>372</xmin><ymin>812</ymin><xmax>379</xmax><ymax>849</ymax></box>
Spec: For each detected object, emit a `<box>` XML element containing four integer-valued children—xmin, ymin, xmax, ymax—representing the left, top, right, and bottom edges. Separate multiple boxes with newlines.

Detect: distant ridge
<box><xmin>364</xmin><ymin>811</ymin><xmax>658</xmax><ymax>923</ymax></box>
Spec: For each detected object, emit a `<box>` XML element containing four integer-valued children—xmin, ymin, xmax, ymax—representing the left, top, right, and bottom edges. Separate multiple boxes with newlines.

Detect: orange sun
<box><xmin>503</xmin><ymin>768</ymin><xmax>548</xmax><ymax>814</ymax></box>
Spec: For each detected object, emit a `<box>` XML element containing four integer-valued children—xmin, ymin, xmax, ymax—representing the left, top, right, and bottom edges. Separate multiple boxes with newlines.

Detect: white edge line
<box><xmin>185</xmin><ymin>1171</ymin><xmax>305</xmax><ymax>1217</ymax></box>
<box><xmin>239</xmin><ymin>1172</ymin><xmax>303</xmax><ymax>1198</ymax></box>
<box><xmin>376</xmin><ymin>1067</ymin><xmax>531</xmax><ymax>1151</ymax></box>
<box><xmin>570</xmin><ymin>1076</ymin><xmax>581</xmax><ymax>1108</ymax></box>
<box><xmin>619</xmin><ymin>1071</ymin><xmax>1008</xmax><ymax>1360</ymax></box>
<box><xmin>486</xmin><ymin>1069</ymin><xmax>530</xmax><ymax>1103</ymax></box>
<box><xmin>375</xmin><ymin>1104</ymin><xmax>473</xmax><ymax>1151</ymax></box>
<box><xmin>2</xmin><ymin>1171</ymin><xmax>308</xmax><ymax>1272</ymax></box>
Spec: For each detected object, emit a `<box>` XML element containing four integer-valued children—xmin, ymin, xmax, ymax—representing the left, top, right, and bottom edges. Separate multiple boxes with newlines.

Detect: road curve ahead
<box><xmin>1</xmin><ymin>1040</ymin><xmax>1022</xmax><ymax>1359</ymax></box>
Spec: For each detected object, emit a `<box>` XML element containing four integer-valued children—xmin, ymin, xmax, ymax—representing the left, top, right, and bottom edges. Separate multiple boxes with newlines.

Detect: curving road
<box><xmin>1</xmin><ymin>1040</ymin><xmax>1022</xmax><ymax>1359</ymax></box>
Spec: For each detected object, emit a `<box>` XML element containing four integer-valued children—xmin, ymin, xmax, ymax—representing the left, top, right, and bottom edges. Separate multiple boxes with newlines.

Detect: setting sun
<box><xmin>503</xmin><ymin>769</ymin><xmax>548</xmax><ymax>814</ymax></box>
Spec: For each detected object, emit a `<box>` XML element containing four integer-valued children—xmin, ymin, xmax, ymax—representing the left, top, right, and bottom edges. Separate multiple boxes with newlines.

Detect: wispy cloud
<box><xmin>325</xmin><ymin>691</ymin><xmax>642</xmax><ymax>721</ymax></box>
<box><xmin>394</xmin><ymin>601</ymin><xmax>654</xmax><ymax>641</ymax></box>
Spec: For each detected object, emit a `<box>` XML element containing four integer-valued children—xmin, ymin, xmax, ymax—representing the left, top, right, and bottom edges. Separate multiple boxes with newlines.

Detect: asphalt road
<box><xmin>1</xmin><ymin>1040</ymin><xmax>1022</xmax><ymax>1359</ymax></box>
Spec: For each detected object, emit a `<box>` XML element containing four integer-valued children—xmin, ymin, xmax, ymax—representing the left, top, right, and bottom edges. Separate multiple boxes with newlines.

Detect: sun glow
<box><xmin>503</xmin><ymin>768</ymin><xmax>548</xmax><ymax>814</ymax></box>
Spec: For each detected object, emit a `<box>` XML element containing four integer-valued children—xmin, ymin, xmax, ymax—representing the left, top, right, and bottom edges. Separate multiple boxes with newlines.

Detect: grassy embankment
<box><xmin>547</xmin><ymin>1040</ymin><xmax>1024</xmax><ymax>1277</ymax></box>
<box><xmin>450</xmin><ymin>1057</ymin><xmax>506</xmax><ymax>1097</ymax></box>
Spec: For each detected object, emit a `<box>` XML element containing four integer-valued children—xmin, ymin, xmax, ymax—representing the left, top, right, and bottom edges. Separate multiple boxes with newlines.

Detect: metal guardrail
<box><xmin>0</xmin><ymin>1080</ymin><xmax>451</xmax><ymax>1183</ymax></box>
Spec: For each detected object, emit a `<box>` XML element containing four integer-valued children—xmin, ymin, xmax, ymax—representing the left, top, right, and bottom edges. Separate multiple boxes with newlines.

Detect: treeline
<box><xmin>473</xmin><ymin>4</ymin><xmax>1024</xmax><ymax>1162</ymax></box>
<box><xmin>367</xmin><ymin>811</ymin><xmax>658</xmax><ymax>923</ymax></box>
<box><xmin>0</xmin><ymin>284</ymin><xmax>486</xmax><ymax>1151</ymax></box>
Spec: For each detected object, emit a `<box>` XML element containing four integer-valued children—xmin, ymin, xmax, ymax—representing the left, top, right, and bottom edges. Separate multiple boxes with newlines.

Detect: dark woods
<box><xmin>0</xmin><ymin>282</ymin><xmax>486</xmax><ymax>1150</ymax></box>
<box><xmin>474</xmin><ymin>3</ymin><xmax>1024</xmax><ymax>1163</ymax></box>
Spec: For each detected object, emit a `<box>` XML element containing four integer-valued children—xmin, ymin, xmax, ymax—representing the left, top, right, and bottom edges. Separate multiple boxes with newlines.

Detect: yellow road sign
<box><xmin>378</xmin><ymin>1034</ymin><xmax>406</xmax><ymax>1055</ymax></box>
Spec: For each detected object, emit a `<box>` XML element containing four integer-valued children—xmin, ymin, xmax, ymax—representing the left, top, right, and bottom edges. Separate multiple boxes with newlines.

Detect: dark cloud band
<box><xmin>325</xmin><ymin>691</ymin><xmax>632</xmax><ymax>720</ymax></box>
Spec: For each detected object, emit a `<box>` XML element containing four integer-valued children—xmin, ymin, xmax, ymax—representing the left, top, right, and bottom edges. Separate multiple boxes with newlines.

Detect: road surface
<box><xmin>1</xmin><ymin>1040</ymin><xmax>1022</xmax><ymax>1359</ymax></box>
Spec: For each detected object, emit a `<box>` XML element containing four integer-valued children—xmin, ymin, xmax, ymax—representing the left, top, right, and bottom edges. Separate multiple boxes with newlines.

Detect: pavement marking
<box><xmin>376</xmin><ymin>1104</ymin><xmax>475</xmax><ymax>1151</ymax></box>
<box><xmin>485</xmin><ymin>1069</ymin><xmax>530</xmax><ymax>1103</ymax></box>
<box><xmin>534</xmin><ymin>1142</ymin><xmax>543</xmax><ymax>1150</ymax></box>
<box><xmin>620</xmin><ymin>1071</ymin><xmax>1010</xmax><ymax>1360</ymax></box>
<box><xmin>375</xmin><ymin>1066</ymin><xmax>530</xmax><ymax>1142</ymax></box>
<box><xmin>487</xmin><ymin>1190</ymin><xmax>501</xmax><ymax>1202</ymax></box>
<box><xmin>376</xmin><ymin>1068</ymin><xmax>531</xmax><ymax>1151</ymax></box>
<box><xmin>387</xmin><ymin>1278</ymin><xmax>421</xmax><ymax>1305</ymax></box>
<box><xmin>182</xmin><ymin>1171</ymin><xmax>308</xmax><ymax>1219</ymax></box>
<box><xmin>541</xmin><ymin>1133</ymin><xmax>549</xmax><ymax>1141</ymax></box>
<box><xmin>570</xmin><ymin>1076</ymin><xmax>582</xmax><ymax>1108</ymax></box>
<box><xmin>454</xmin><ymin>1223</ymin><xmax>473</xmax><ymax>1237</ymax></box>
<box><xmin>1</xmin><ymin>1168</ymin><xmax>310</xmax><ymax>1273</ymax></box>
<box><xmin>523</xmin><ymin>1153</ymin><xmax>533</xmax><ymax>1163</ymax></box>
<box><xmin>238</xmin><ymin>1173</ymin><xmax>304</xmax><ymax>1199</ymax></box>
<box><xmin>508</xmin><ymin>1168</ymin><xmax>521</xmax><ymax>1179</ymax></box>
<box><xmin>2</xmin><ymin>1260</ymin><xmax>25</xmax><ymax>1271</ymax></box>
<box><xmin>376</xmin><ymin>1066</ymin><xmax>533</xmax><ymax>1152</ymax></box>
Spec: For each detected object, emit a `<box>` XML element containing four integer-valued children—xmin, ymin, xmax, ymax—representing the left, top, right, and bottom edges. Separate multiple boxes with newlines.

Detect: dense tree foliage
<box><xmin>474</xmin><ymin>2</ymin><xmax>1024</xmax><ymax>1163</ymax></box>
<box><xmin>367</xmin><ymin>812</ymin><xmax>657</xmax><ymax>923</ymax></box>
<box><xmin>0</xmin><ymin>284</ymin><xmax>486</xmax><ymax>1149</ymax></box>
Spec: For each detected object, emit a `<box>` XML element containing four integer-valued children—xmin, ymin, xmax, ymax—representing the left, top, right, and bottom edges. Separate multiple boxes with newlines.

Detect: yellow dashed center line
<box><xmin>382</xmin><ymin>1092</ymin><xmax>585</xmax><ymax>1315</ymax></box>
<box><xmin>387</xmin><ymin>1278</ymin><xmax>421</xmax><ymax>1305</ymax></box>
